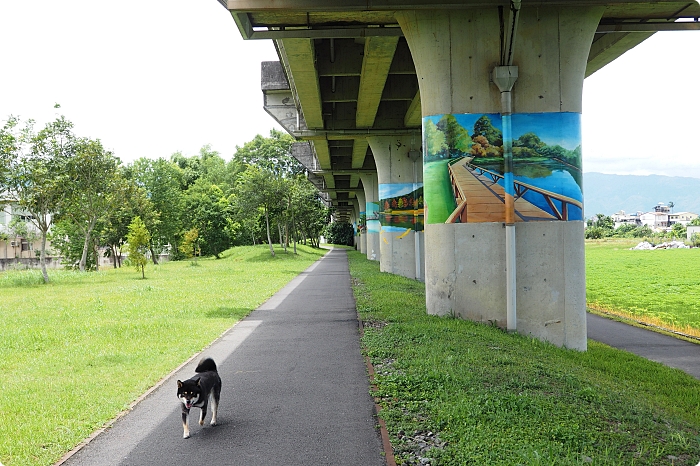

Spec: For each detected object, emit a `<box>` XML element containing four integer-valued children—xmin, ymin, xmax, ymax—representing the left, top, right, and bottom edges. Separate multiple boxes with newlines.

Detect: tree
<box><xmin>127</xmin><ymin>158</ymin><xmax>184</xmax><ymax>261</ymax></box>
<box><xmin>184</xmin><ymin>181</ymin><xmax>233</xmax><ymax>259</ymax></box>
<box><xmin>324</xmin><ymin>221</ymin><xmax>354</xmax><ymax>246</ymax></box>
<box><xmin>1</xmin><ymin>115</ymin><xmax>75</xmax><ymax>283</ymax></box>
<box><xmin>668</xmin><ymin>201</ymin><xmax>675</xmax><ymax>214</ymax></box>
<box><xmin>179</xmin><ymin>227</ymin><xmax>201</xmax><ymax>259</ymax></box>
<box><xmin>670</xmin><ymin>222</ymin><xmax>686</xmax><ymax>239</ymax></box>
<box><xmin>423</xmin><ymin>119</ymin><xmax>448</xmax><ymax>161</ymax></box>
<box><xmin>472</xmin><ymin>115</ymin><xmax>503</xmax><ymax>147</ymax></box>
<box><xmin>233</xmin><ymin>129</ymin><xmax>302</xmax><ymax>177</ymax></box>
<box><xmin>100</xmin><ymin>177</ymin><xmax>157</xmax><ymax>268</ymax></box>
<box><xmin>126</xmin><ymin>216</ymin><xmax>150</xmax><ymax>279</ymax></box>
<box><xmin>234</xmin><ymin>166</ymin><xmax>284</xmax><ymax>256</ymax></box>
<box><xmin>61</xmin><ymin>137</ymin><xmax>122</xmax><ymax>272</ymax></box>
<box><xmin>437</xmin><ymin>114</ymin><xmax>471</xmax><ymax>158</ymax></box>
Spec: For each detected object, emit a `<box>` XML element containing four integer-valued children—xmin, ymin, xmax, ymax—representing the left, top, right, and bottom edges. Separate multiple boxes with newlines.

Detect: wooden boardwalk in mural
<box><xmin>447</xmin><ymin>158</ymin><xmax>558</xmax><ymax>223</ymax></box>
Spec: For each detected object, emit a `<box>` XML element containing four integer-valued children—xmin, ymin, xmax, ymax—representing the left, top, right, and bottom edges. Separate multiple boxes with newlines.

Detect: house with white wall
<box><xmin>612</xmin><ymin>210</ymin><xmax>642</xmax><ymax>229</ymax></box>
<box><xmin>0</xmin><ymin>201</ymin><xmax>51</xmax><ymax>260</ymax></box>
<box><xmin>639</xmin><ymin>211</ymin><xmax>669</xmax><ymax>230</ymax></box>
<box><xmin>669</xmin><ymin>212</ymin><xmax>699</xmax><ymax>226</ymax></box>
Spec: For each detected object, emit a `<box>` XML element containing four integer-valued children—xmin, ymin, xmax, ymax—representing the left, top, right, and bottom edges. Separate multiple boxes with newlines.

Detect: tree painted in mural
<box><xmin>424</xmin><ymin>114</ymin><xmax>581</xmax><ymax>171</ymax></box>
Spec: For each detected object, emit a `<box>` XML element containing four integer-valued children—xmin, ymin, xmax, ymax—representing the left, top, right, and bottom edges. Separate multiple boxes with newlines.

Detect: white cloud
<box><xmin>582</xmin><ymin>31</ymin><xmax>700</xmax><ymax>178</ymax></box>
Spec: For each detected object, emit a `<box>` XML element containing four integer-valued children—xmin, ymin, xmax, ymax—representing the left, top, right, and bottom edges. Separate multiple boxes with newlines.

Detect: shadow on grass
<box><xmin>206</xmin><ymin>307</ymin><xmax>251</xmax><ymax>319</ymax></box>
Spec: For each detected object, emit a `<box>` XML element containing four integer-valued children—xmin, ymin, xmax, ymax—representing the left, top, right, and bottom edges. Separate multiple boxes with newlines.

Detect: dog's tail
<box><xmin>195</xmin><ymin>357</ymin><xmax>217</xmax><ymax>373</ymax></box>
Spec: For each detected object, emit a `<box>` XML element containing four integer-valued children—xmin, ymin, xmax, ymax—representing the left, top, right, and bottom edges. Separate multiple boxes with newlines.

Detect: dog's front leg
<box><xmin>182</xmin><ymin>408</ymin><xmax>191</xmax><ymax>439</ymax></box>
<box><xmin>198</xmin><ymin>402</ymin><xmax>208</xmax><ymax>426</ymax></box>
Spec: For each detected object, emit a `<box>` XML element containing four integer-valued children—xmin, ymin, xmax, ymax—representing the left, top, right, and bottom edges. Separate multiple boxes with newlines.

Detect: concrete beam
<box><xmin>351</xmin><ymin>139</ymin><xmax>369</xmax><ymax>169</ymax></box>
<box><xmin>312</xmin><ymin>140</ymin><xmax>332</xmax><ymax>170</ymax></box>
<box><xmin>356</xmin><ymin>36</ymin><xmax>400</xmax><ymax>128</ymax></box>
<box><xmin>586</xmin><ymin>32</ymin><xmax>654</xmax><ymax>76</ymax></box>
<box><xmin>404</xmin><ymin>91</ymin><xmax>422</xmax><ymax>127</ymax></box>
<box><xmin>278</xmin><ymin>38</ymin><xmax>324</xmax><ymax>129</ymax></box>
<box><xmin>227</xmin><ymin>0</ymin><xmax>698</xmax><ymax>10</ymax></box>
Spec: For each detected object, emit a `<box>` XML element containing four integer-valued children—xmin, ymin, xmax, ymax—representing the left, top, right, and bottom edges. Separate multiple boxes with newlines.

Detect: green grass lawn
<box><xmin>586</xmin><ymin>239</ymin><xmax>700</xmax><ymax>335</ymax></box>
<box><xmin>349</xmin><ymin>249</ymin><xmax>700</xmax><ymax>465</ymax></box>
<box><xmin>0</xmin><ymin>245</ymin><xmax>326</xmax><ymax>466</ymax></box>
<box><xmin>423</xmin><ymin>160</ymin><xmax>456</xmax><ymax>224</ymax></box>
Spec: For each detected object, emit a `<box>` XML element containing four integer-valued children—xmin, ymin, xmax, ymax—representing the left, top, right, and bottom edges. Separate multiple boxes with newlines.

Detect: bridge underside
<box><xmin>222</xmin><ymin>0</ymin><xmax>699</xmax><ymax>349</ymax></box>
<box><xmin>225</xmin><ymin>0</ymin><xmax>699</xmax><ymax>221</ymax></box>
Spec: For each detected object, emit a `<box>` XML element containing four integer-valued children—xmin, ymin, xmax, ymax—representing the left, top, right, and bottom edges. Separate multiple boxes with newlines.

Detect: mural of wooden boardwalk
<box><xmin>447</xmin><ymin>157</ymin><xmax>569</xmax><ymax>223</ymax></box>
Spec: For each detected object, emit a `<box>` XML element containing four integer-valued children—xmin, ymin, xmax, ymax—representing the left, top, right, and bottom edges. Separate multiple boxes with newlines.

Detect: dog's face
<box><xmin>177</xmin><ymin>378</ymin><xmax>201</xmax><ymax>409</ymax></box>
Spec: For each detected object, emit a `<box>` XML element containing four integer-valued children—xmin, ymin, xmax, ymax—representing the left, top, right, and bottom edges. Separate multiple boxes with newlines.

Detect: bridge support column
<box><xmin>356</xmin><ymin>189</ymin><xmax>367</xmax><ymax>255</ymax></box>
<box><xmin>397</xmin><ymin>6</ymin><xmax>602</xmax><ymax>350</ymax></box>
<box><xmin>360</xmin><ymin>173</ymin><xmax>381</xmax><ymax>262</ymax></box>
<box><xmin>368</xmin><ymin>135</ymin><xmax>424</xmax><ymax>280</ymax></box>
<box><xmin>351</xmin><ymin>199</ymin><xmax>359</xmax><ymax>249</ymax></box>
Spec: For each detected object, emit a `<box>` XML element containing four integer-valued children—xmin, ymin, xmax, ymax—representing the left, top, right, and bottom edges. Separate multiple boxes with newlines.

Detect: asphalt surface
<box><xmin>587</xmin><ymin>312</ymin><xmax>700</xmax><ymax>380</ymax></box>
<box><xmin>57</xmin><ymin>248</ymin><xmax>700</xmax><ymax>466</ymax></box>
<box><xmin>60</xmin><ymin>248</ymin><xmax>386</xmax><ymax>466</ymax></box>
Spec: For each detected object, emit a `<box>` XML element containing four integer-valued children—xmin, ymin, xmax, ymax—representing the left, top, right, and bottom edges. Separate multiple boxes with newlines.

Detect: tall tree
<box><xmin>437</xmin><ymin>114</ymin><xmax>472</xmax><ymax>157</ymax></box>
<box><xmin>61</xmin><ymin>137</ymin><xmax>122</xmax><ymax>272</ymax></box>
<box><xmin>1</xmin><ymin>115</ymin><xmax>74</xmax><ymax>283</ymax></box>
<box><xmin>184</xmin><ymin>180</ymin><xmax>233</xmax><ymax>259</ymax></box>
<box><xmin>128</xmin><ymin>158</ymin><xmax>185</xmax><ymax>260</ymax></box>
<box><xmin>100</xmin><ymin>176</ymin><xmax>157</xmax><ymax>268</ymax></box>
<box><xmin>423</xmin><ymin>119</ymin><xmax>448</xmax><ymax>161</ymax></box>
<box><xmin>234</xmin><ymin>166</ymin><xmax>284</xmax><ymax>256</ymax></box>
<box><xmin>233</xmin><ymin>129</ymin><xmax>302</xmax><ymax>176</ymax></box>
<box><xmin>472</xmin><ymin>115</ymin><xmax>503</xmax><ymax>147</ymax></box>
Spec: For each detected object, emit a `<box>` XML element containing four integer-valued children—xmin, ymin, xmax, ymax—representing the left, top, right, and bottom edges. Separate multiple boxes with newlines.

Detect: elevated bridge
<box><xmin>220</xmin><ymin>0</ymin><xmax>699</xmax><ymax>350</ymax></box>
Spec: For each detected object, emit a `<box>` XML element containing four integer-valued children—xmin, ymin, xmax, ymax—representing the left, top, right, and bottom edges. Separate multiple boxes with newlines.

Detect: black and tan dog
<box><xmin>176</xmin><ymin>358</ymin><xmax>222</xmax><ymax>439</ymax></box>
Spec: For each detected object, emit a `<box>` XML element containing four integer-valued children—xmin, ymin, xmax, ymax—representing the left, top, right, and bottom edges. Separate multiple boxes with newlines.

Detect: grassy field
<box><xmin>423</xmin><ymin>160</ymin><xmax>456</xmax><ymax>224</ymax></box>
<box><xmin>0</xmin><ymin>245</ymin><xmax>326</xmax><ymax>466</ymax></box>
<box><xmin>586</xmin><ymin>239</ymin><xmax>700</xmax><ymax>336</ymax></box>
<box><xmin>349</xmin><ymin>249</ymin><xmax>700</xmax><ymax>465</ymax></box>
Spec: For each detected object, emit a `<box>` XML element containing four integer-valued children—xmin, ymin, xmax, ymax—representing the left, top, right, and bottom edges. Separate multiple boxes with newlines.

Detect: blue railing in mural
<box><xmin>449</xmin><ymin>161</ymin><xmax>583</xmax><ymax>221</ymax></box>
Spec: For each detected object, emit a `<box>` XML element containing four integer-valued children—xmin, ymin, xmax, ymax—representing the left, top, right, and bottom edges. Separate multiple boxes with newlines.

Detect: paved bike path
<box><xmin>58</xmin><ymin>248</ymin><xmax>700</xmax><ymax>466</ymax></box>
<box><xmin>59</xmin><ymin>248</ymin><xmax>386</xmax><ymax>466</ymax></box>
<box><xmin>587</xmin><ymin>312</ymin><xmax>700</xmax><ymax>380</ymax></box>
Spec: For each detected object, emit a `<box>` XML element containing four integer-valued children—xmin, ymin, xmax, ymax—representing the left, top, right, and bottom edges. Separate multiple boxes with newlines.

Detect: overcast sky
<box><xmin>1</xmin><ymin>1</ymin><xmax>699</xmax><ymax>178</ymax></box>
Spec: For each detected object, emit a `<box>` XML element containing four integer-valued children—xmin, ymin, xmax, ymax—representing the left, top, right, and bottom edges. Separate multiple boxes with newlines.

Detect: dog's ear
<box><xmin>177</xmin><ymin>380</ymin><xmax>183</xmax><ymax>388</ymax></box>
<box><xmin>195</xmin><ymin>377</ymin><xmax>201</xmax><ymax>386</ymax></box>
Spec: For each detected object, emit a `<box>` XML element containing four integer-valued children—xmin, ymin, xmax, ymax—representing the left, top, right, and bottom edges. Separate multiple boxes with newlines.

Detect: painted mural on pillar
<box><xmin>357</xmin><ymin>211</ymin><xmax>366</xmax><ymax>234</ymax></box>
<box><xmin>422</xmin><ymin>112</ymin><xmax>583</xmax><ymax>224</ymax></box>
<box><xmin>378</xmin><ymin>183</ymin><xmax>425</xmax><ymax>236</ymax></box>
<box><xmin>365</xmin><ymin>202</ymin><xmax>381</xmax><ymax>234</ymax></box>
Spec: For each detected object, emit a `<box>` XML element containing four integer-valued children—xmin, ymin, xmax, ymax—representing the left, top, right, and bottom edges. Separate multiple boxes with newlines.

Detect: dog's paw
<box><xmin>199</xmin><ymin>419</ymin><xmax>205</xmax><ymax>426</ymax></box>
<box><xmin>210</xmin><ymin>419</ymin><xmax>217</xmax><ymax>426</ymax></box>
<box><xmin>183</xmin><ymin>432</ymin><xmax>190</xmax><ymax>439</ymax></box>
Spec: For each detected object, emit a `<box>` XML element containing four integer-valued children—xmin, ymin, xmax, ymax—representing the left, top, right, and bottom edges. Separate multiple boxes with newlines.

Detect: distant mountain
<box><xmin>583</xmin><ymin>173</ymin><xmax>700</xmax><ymax>217</ymax></box>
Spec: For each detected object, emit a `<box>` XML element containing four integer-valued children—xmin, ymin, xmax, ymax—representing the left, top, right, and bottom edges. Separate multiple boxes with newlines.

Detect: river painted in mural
<box><xmin>422</xmin><ymin>112</ymin><xmax>584</xmax><ymax>224</ymax></box>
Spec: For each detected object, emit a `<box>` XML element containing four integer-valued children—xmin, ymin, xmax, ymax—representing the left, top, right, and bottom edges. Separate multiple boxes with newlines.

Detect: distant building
<box><xmin>639</xmin><ymin>211</ymin><xmax>669</xmax><ymax>230</ymax></box>
<box><xmin>612</xmin><ymin>210</ymin><xmax>642</xmax><ymax>229</ymax></box>
<box><xmin>669</xmin><ymin>212</ymin><xmax>699</xmax><ymax>226</ymax></box>
<box><xmin>0</xmin><ymin>201</ymin><xmax>47</xmax><ymax>259</ymax></box>
<box><xmin>654</xmin><ymin>202</ymin><xmax>671</xmax><ymax>213</ymax></box>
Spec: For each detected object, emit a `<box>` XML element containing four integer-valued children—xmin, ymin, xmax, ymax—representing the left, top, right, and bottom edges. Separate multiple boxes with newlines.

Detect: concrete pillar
<box><xmin>351</xmin><ymin>199</ymin><xmax>359</xmax><ymax>249</ymax></box>
<box><xmin>368</xmin><ymin>135</ymin><xmax>424</xmax><ymax>280</ymax></box>
<box><xmin>360</xmin><ymin>173</ymin><xmax>380</xmax><ymax>261</ymax></box>
<box><xmin>356</xmin><ymin>188</ymin><xmax>367</xmax><ymax>255</ymax></box>
<box><xmin>397</xmin><ymin>6</ymin><xmax>602</xmax><ymax>350</ymax></box>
